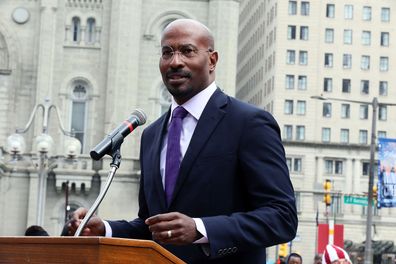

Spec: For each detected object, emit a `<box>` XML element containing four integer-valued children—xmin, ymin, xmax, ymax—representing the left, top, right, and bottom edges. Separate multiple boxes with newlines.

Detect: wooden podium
<box><xmin>0</xmin><ymin>237</ymin><xmax>185</xmax><ymax>263</ymax></box>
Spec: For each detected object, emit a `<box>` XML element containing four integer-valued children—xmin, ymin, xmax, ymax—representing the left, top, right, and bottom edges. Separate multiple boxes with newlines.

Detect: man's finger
<box><xmin>145</xmin><ymin>212</ymin><xmax>179</xmax><ymax>225</ymax></box>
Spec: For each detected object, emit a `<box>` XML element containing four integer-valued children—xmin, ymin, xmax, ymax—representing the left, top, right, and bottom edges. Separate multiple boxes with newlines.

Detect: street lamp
<box><xmin>311</xmin><ymin>95</ymin><xmax>396</xmax><ymax>264</ymax></box>
<box><xmin>5</xmin><ymin>98</ymin><xmax>81</xmax><ymax>226</ymax></box>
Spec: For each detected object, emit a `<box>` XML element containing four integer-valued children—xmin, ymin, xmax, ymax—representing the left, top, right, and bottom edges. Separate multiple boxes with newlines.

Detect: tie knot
<box><xmin>172</xmin><ymin>106</ymin><xmax>188</xmax><ymax>119</ymax></box>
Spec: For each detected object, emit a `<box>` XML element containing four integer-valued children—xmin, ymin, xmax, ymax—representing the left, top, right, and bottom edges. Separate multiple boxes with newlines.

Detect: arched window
<box><xmin>71</xmin><ymin>82</ymin><xmax>88</xmax><ymax>151</ymax></box>
<box><xmin>72</xmin><ymin>17</ymin><xmax>81</xmax><ymax>42</ymax></box>
<box><xmin>86</xmin><ymin>17</ymin><xmax>96</xmax><ymax>43</ymax></box>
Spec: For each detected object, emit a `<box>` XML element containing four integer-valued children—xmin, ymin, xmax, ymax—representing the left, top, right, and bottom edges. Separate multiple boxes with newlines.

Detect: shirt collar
<box><xmin>170</xmin><ymin>81</ymin><xmax>217</xmax><ymax>120</ymax></box>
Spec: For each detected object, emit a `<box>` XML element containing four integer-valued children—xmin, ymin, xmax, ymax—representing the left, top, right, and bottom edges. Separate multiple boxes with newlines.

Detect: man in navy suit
<box><xmin>69</xmin><ymin>19</ymin><xmax>297</xmax><ymax>263</ymax></box>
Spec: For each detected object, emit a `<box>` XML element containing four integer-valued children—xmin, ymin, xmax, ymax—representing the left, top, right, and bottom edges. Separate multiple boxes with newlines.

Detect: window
<box><xmin>298</xmin><ymin>75</ymin><xmax>307</xmax><ymax>90</ymax></box>
<box><xmin>330</xmin><ymin>194</ymin><xmax>343</xmax><ymax>215</ymax></box>
<box><xmin>337</xmin><ymin>162</ymin><xmax>345</xmax><ymax>174</ymax></box>
<box><xmin>86</xmin><ymin>18</ymin><xmax>96</xmax><ymax>43</ymax></box>
<box><xmin>381</xmin><ymin>32</ymin><xmax>389</xmax><ymax>46</ymax></box>
<box><xmin>284</xmin><ymin>100</ymin><xmax>294</xmax><ymax>114</ymax></box>
<box><xmin>294</xmin><ymin>158</ymin><xmax>302</xmax><ymax>173</ymax></box>
<box><xmin>284</xmin><ymin>125</ymin><xmax>293</xmax><ymax>140</ymax></box>
<box><xmin>296</xmin><ymin>100</ymin><xmax>306</xmax><ymax>115</ymax></box>
<box><xmin>325</xmin><ymin>28</ymin><xmax>334</xmax><ymax>43</ymax></box>
<box><xmin>343</xmin><ymin>54</ymin><xmax>352</xmax><ymax>68</ymax></box>
<box><xmin>381</xmin><ymin>8</ymin><xmax>390</xmax><ymax>22</ymax></box>
<box><xmin>343</xmin><ymin>29</ymin><xmax>352</xmax><ymax>44</ymax></box>
<box><xmin>288</xmin><ymin>25</ymin><xmax>296</xmax><ymax>39</ymax></box>
<box><xmin>360</xmin><ymin>105</ymin><xmax>369</xmax><ymax>119</ymax></box>
<box><xmin>286</xmin><ymin>50</ymin><xmax>296</xmax><ymax>64</ymax></box>
<box><xmin>380</xmin><ymin>57</ymin><xmax>389</xmax><ymax>72</ymax></box>
<box><xmin>299</xmin><ymin>51</ymin><xmax>308</xmax><ymax>65</ymax></box>
<box><xmin>362</xmin><ymin>162</ymin><xmax>370</xmax><ymax>175</ymax></box>
<box><xmin>379</xmin><ymin>106</ymin><xmax>387</xmax><ymax>121</ymax></box>
<box><xmin>361</xmin><ymin>31</ymin><xmax>371</xmax><ymax>45</ymax></box>
<box><xmin>322</xmin><ymin>128</ymin><xmax>331</xmax><ymax>142</ymax></box>
<box><xmin>378</xmin><ymin>131</ymin><xmax>387</xmax><ymax>138</ymax></box>
<box><xmin>342</xmin><ymin>79</ymin><xmax>351</xmax><ymax>93</ymax></box>
<box><xmin>300</xmin><ymin>26</ymin><xmax>309</xmax><ymax>40</ymax></box>
<box><xmin>289</xmin><ymin>1</ymin><xmax>297</xmax><ymax>15</ymax></box>
<box><xmin>296</xmin><ymin>126</ymin><xmax>305</xmax><ymax>141</ymax></box>
<box><xmin>72</xmin><ymin>17</ymin><xmax>81</xmax><ymax>42</ymax></box>
<box><xmin>379</xmin><ymin>81</ymin><xmax>388</xmax><ymax>96</ymax></box>
<box><xmin>344</xmin><ymin>5</ymin><xmax>353</xmax><ymax>19</ymax></box>
<box><xmin>295</xmin><ymin>192</ymin><xmax>301</xmax><ymax>212</ymax></box>
<box><xmin>326</xmin><ymin>4</ymin><xmax>335</xmax><ymax>18</ymax></box>
<box><xmin>362</xmin><ymin>6</ymin><xmax>372</xmax><ymax>21</ymax></box>
<box><xmin>286</xmin><ymin>157</ymin><xmax>302</xmax><ymax>173</ymax></box>
<box><xmin>324</xmin><ymin>78</ymin><xmax>333</xmax><ymax>92</ymax></box>
<box><xmin>361</xmin><ymin>55</ymin><xmax>370</xmax><ymax>70</ymax></box>
<box><xmin>301</xmin><ymin>2</ymin><xmax>310</xmax><ymax>16</ymax></box>
<box><xmin>341</xmin><ymin>104</ymin><xmax>350</xmax><ymax>118</ymax></box>
<box><xmin>71</xmin><ymin>82</ymin><xmax>88</xmax><ymax>151</ymax></box>
<box><xmin>340</xmin><ymin>129</ymin><xmax>349</xmax><ymax>143</ymax></box>
<box><xmin>323</xmin><ymin>102</ymin><xmax>332</xmax><ymax>117</ymax></box>
<box><xmin>361</xmin><ymin>80</ymin><xmax>369</xmax><ymax>94</ymax></box>
<box><xmin>359</xmin><ymin>130</ymin><xmax>368</xmax><ymax>144</ymax></box>
<box><xmin>324</xmin><ymin>53</ymin><xmax>333</xmax><ymax>67</ymax></box>
<box><xmin>325</xmin><ymin>160</ymin><xmax>333</xmax><ymax>174</ymax></box>
<box><xmin>325</xmin><ymin>159</ymin><xmax>344</xmax><ymax>175</ymax></box>
<box><xmin>286</xmin><ymin>75</ymin><xmax>295</xmax><ymax>89</ymax></box>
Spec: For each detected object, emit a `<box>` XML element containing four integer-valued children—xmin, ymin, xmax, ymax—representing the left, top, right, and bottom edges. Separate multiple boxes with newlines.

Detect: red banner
<box><xmin>317</xmin><ymin>223</ymin><xmax>344</xmax><ymax>253</ymax></box>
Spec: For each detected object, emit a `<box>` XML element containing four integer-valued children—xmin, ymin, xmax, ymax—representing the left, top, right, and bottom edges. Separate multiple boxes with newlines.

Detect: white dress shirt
<box><xmin>104</xmin><ymin>82</ymin><xmax>217</xmax><ymax>243</ymax></box>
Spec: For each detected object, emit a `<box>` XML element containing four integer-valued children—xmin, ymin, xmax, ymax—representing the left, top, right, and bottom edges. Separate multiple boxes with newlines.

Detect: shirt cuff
<box><xmin>193</xmin><ymin>218</ymin><xmax>209</xmax><ymax>243</ymax></box>
<box><xmin>103</xmin><ymin>220</ymin><xmax>113</xmax><ymax>237</ymax></box>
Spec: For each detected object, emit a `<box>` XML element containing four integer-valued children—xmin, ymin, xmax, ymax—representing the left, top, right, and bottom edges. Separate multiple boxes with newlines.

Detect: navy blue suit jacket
<box><xmin>108</xmin><ymin>89</ymin><xmax>297</xmax><ymax>263</ymax></box>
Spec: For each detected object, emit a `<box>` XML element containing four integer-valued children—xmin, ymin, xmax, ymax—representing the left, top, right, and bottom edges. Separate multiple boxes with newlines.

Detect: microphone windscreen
<box><xmin>132</xmin><ymin>109</ymin><xmax>147</xmax><ymax>125</ymax></box>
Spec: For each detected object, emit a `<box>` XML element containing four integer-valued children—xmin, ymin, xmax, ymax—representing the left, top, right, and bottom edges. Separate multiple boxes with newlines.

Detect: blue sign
<box><xmin>378</xmin><ymin>138</ymin><xmax>396</xmax><ymax>208</ymax></box>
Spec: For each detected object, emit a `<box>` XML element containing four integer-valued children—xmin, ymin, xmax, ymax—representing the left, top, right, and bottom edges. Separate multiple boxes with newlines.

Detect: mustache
<box><xmin>166</xmin><ymin>69</ymin><xmax>192</xmax><ymax>78</ymax></box>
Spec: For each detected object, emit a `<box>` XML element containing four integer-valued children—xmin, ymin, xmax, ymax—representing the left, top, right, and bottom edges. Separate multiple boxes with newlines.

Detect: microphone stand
<box><xmin>74</xmin><ymin>148</ymin><xmax>122</xmax><ymax>237</ymax></box>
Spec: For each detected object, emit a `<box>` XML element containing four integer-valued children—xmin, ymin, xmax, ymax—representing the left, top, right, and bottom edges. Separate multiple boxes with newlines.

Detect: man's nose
<box><xmin>169</xmin><ymin>51</ymin><xmax>184</xmax><ymax>66</ymax></box>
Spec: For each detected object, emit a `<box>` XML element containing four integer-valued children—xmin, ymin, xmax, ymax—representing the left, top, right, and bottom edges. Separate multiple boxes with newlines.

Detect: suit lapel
<box><xmin>169</xmin><ymin>89</ymin><xmax>228</xmax><ymax>206</ymax></box>
<box><xmin>152</xmin><ymin>111</ymin><xmax>170</xmax><ymax>211</ymax></box>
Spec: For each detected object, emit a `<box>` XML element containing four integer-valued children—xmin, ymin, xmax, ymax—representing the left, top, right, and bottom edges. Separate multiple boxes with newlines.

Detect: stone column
<box><xmin>0</xmin><ymin>169</ymin><xmax>31</xmax><ymax>235</ymax></box>
<box><xmin>104</xmin><ymin>0</ymin><xmax>143</xmax><ymax>159</ymax></box>
<box><xmin>35</xmin><ymin>0</ymin><xmax>58</xmax><ymax>105</ymax></box>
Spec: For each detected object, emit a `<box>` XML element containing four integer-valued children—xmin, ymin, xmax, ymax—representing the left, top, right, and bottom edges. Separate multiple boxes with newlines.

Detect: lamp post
<box><xmin>311</xmin><ymin>95</ymin><xmax>396</xmax><ymax>264</ymax></box>
<box><xmin>5</xmin><ymin>98</ymin><xmax>81</xmax><ymax>226</ymax></box>
<box><xmin>64</xmin><ymin>180</ymin><xmax>70</xmax><ymax>223</ymax></box>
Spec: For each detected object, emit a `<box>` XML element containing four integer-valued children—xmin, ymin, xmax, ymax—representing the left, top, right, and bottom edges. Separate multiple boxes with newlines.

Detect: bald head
<box><xmin>161</xmin><ymin>19</ymin><xmax>215</xmax><ymax>50</ymax></box>
<box><xmin>158</xmin><ymin>18</ymin><xmax>219</xmax><ymax>105</ymax></box>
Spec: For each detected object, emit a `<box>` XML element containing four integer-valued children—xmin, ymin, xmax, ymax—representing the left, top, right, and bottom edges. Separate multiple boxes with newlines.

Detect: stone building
<box><xmin>0</xmin><ymin>0</ymin><xmax>239</xmax><ymax>236</ymax></box>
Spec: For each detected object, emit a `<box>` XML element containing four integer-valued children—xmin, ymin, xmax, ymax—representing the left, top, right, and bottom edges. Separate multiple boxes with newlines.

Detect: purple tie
<box><xmin>165</xmin><ymin>106</ymin><xmax>188</xmax><ymax>205</ymax></box>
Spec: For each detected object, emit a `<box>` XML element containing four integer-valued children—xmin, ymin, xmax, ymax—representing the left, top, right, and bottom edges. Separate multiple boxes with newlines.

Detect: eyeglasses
<box><xmin>160</xmin><ymin>45</ymin><xmax>212</xmax><ymax>61</ymax></box>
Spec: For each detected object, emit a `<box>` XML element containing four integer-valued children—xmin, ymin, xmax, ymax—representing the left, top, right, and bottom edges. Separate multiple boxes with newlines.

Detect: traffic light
<box><xmin>323</xmin><ymin>179</ymin><xmax>332</xmax><ymax>206</ymax></box>
<box><xmin>278</xmin><ymin>243</ymin><xmax>289</xmax><ymax>258</ymax></box>
<box><xmin>372</xmin><ymin>184</ymin><xmax>378</xmax><ymax>202</ymax></box>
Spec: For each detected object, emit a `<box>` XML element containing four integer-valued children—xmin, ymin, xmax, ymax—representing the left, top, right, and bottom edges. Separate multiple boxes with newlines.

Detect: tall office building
<box><xmin>237</xmin><ymin>0</ymin><xmax>396</xmax><ymax>262</ymax></box>
<box><xmin>0</xmin><ymin>0</ymin><xmax>239</xmax><ymax>236</ymax></box>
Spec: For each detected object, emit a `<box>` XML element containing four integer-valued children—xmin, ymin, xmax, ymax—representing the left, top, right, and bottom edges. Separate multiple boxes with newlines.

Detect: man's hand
<box><xmin>145</xmin><ymin>212</ymin><xmax>200</xmax><ymax>245</ymax></box>
<box><xmin>67</xmin><ymin>207</ymin><xmax>105</xmax><ymax>236</ymax></box>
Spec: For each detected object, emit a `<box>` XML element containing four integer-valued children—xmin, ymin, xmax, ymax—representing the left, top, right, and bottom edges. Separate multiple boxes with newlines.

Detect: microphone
<box><xmin>90</xmin><ymin>109</ymin><xmax>147</xmax><ymax>160</ymax></box>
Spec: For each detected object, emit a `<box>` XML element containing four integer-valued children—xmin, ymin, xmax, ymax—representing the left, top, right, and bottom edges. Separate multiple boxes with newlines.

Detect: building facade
<box><xmin>0</xmin><ymin>0</ymin><xmax>239</xmax><ymax>236</ymax></box>
<box><xmin>237</xmin><ymin>0</ymin><xmax>396</xmax><ymax>262</ymax></box>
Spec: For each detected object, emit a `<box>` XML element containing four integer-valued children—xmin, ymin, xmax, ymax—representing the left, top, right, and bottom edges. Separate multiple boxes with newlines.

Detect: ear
<box><xmin>208</xmin><ymin>51</ymin><xmax>218</xmax><ymax>73</ymax></box>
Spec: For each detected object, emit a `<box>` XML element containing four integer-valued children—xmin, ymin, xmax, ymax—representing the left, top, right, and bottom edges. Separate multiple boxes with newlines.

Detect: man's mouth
<box><xmin>166</xmin><ymin>71</ymin><xmax>191</xmax><ymax>80</ymax></box>
<box><xmin>168</xmin><ymin>74</ymin><xmax>187</xmax><ymax>80</ymax></box>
